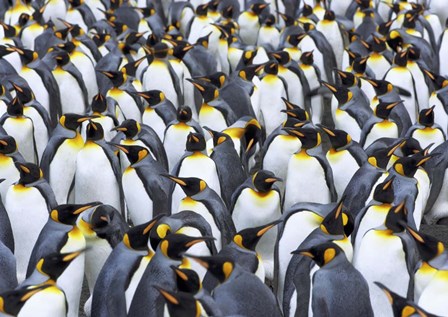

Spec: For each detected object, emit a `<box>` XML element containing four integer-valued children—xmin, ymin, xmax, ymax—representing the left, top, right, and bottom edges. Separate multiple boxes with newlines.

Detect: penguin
<box><xmin>5</xmin><ymin>162</ymin><xmax>57</xmax><ymax>283</ymax></box>
<box><xmin>163</xmin><ymin>105</ymin><xmax>202</xmax><ymax>171</ymax></box>
<box><xmin>170</xmin><ymin>132</ymin><xmax>221</xmax><ymax>212</ymax></box>
<box><xmin>186</xmin><ymin>4</ymin><xmax>211</xmax><ymax>43</ymax></box>
<box><xmin>407</xmin><ymin>46</ymin><xmax>430</xmax><ymax>111</ymax></box>
<box><xmin>206</xmin><ymin>127</ymin><xmax>247</xmax><ymax>208</ymax></box>
<box><xmin>74</xmin><ymin>121</ymin><xmax>124</xmax><ymax>215</ymax></box>
<box><xmin>111</xmin><ymin>144</ymin><xmax>171</xmax><ymax>225</ymax></box>
<box><xmin>186</xmin><ymin>254</ymin><xmax>282</xmax><ymax>317</ymax></box>
<box><xmin>257</xmin><ymin>61</ymin><xmax>288</xmax><ymax>135</ymax></box>
<box><xmin>353</xmin><ymin>202</ymin><xmax>418</xmax><ymax>317</ymax></box>
<box><xmin>3</xmin><ymin>0</ymin><xmax>33</xmax><ymax>25</ymax></box>
<box><xmin>294</xmin><ymin>242</ymin><xmax>374</xmax><ymax>316</ymax></box>
<box><xmin>231</xmin><ymin>170</ymin><xmax>282</xmax><ymax>279</ymax></box>
<box><xmin>111</xmin><ymin>119</ymin><xmax>168</xmax><ymax>171</ymax></box>
<box><xmin>406</xmin><ymin>106</ymin><xmax>446</xmax><ymax>151</ymax></box>
<box><xmin>283</xmin><ymin>127</ymin><xmax>336</xmax><ymax>210</ymax></box>
<box><xmin>360</xmin><ymin>100</ymin><xmax>402</xmax><ymax>148</ymax></box>
<box><xmin>91</xmin><ymin>216</ymin><xmax>162</xmax><ymax>317</ymax></box>
<box><xmin>422</xmin><ymin>70</ymin><xmax>448</xmax><ymax>136</ymax></box>
<box><xmin>0</xmin><ymin>236</ymin><xmax>16</xmax><ymax>293</ymax></box>
<box><xmin>27</xmin><ymin>203</ymin><xmax>98</xmax><ymax>317</ymax></box>
<box><xmin>319</xmin><ymin>125</ymin><xmax>367</xmax><ymax>199</ymax></box>
<box><xmin>365</xmin><ymin>35</ymin><xmax>393</xmax><ymax>80</ymax></box>
<box><xmin>127</xmin><ymin>234</ymin><xmax>213</xmax><ymax>317</ymax></box>
<box><xmin>0</xmin><ymin>135</ymin><xmax>23</xmax><ymax>207</ymax></box>
<box><xmin>237</xmin><ymin>3</ymin><xmax>269</xmax><ymax>45</ymax></box>
<box><xmin>316</xmin><ymin>10</ymin><xmax>345</xmax><ymax>69</ymax></box>
<box><xmin>257</xmin><ymin>14</ymin><xmax>280</xmax><ymax>49</ymax></box>
<box><xmin>40</xmin><ymin>113</ymin><xmax>90</xmax><ymax>204</ymax></box>
<box><xmin>65</xmin><ymin>0</ymin><xmax>94</xmax><ymax>33</ymax></box>
<box><xmin>41</xmin><ymin>0</ymin><xmax>67</xmax><ymax>30</ymax></box>
<box><xmin>165</xmin><ymin>175</ymin><xmax>235</xmax><ymax>251</ymax></box>
<box><xmin>0</xmin><ymin>97</ymin><xmax>38</xmax><ymax>164</ymax></box>
<box><xmin>138</xmin><ymin>90</ymin><xmax>177</xmax><ymax>141</ymax></box>
<box><xmin>77</xmin><ymin>204</ymin><xmax>128</xmax><ymax>316</ymax></box>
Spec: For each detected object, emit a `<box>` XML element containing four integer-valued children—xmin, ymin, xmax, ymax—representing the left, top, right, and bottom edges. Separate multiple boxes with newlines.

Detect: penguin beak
<box><xmin>16</xmin><ymin>163</ymin><xmax>30</xmax><ymax>174</ymax></box>
<box><xmin>186</xmin><ymin>78</ymin><xmax>205</xmax><ymax>92</ymax></box>
<box><xmin>291</xmin><ymin>248</ymin><xmax>314</xmax><ymax>258</ymax></box>
<box><xmin>264</xmin><ymin>177</ymin><xmax>282</xmax><ymax>183</ymax></box>
<box><xmin>405</xmin><ymin>225</ymin><xmax>425</xmax><ymax>243</ymax></box>
<box><xmin>112</xmin><ymin>126</ymin><xmax>127</xmax><ymax>132</ymax></box>
<box><xmin>317</xmin><ymin>124</ymin><xmax>336</xmax><ymax>137</ymax></box>
<box><xmin>184</xmin><ymin>236</ymin><xmax>215</xmax><ymax>248</ymax></box>
<box><xmin>62</xmin><ymin>250</ymin><xmax>83</xmax><ymax>262</ymax></box>
<box><xmin>183</xmin><ymin>253</ymin><xmax>210</xmax><ymax>269</ymax></box>
<box><xmin>155</xmin><ymin>287</ymin><xmax>180</xmax><ymax>305</ymax></box>
<box><xmin>74</xmin><ymin>202</ymin><xmax>102</xmax><ymax>215</ymax></box>
<box><xmin>386</xmin><ymin>101</ymin><xmax>402</xmax><ymax>110</ymax></box>
<box><xmin>0</xmin><ymin>139</ymin><xmax>7</xmax><ymax>146</ymax></box>
<box><xmin>160</xmin><ymin>174</ymin><xmax>187</xmax><ymax>186</ymax></box>
<box><xmin>256</xmin><ymin>220</ymin><xmax>282</xmax><ymax>237</ymax></box>
<box><xmin>77</xmin><ymin>116</ymin><xmax>90</xmax><ymax>123</ymax></box>
<box><xmin>108</xmin><ymin>142</ymin><xmax>129</xmax><ymax>154</ymax></box>
<box><xmin>321</xmin><ymin>81</ymin><xmax>337</xmax><ymax>93</ymax></box>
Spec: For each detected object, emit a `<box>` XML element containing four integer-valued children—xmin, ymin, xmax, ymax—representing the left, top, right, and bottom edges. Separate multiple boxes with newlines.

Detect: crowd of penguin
<box><xmin>1</xmin><ymin>0</ymin><xmax>448</xmax><ymax>316</ymax></box>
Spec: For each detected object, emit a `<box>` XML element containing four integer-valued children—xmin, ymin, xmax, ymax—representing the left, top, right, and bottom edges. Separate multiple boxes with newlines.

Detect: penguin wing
<box><xmin>154</xmin><ymin>101</ymin><xmax>177</xmax><ymax>125</ymax></box>
<box><xmin>32</xmin><ymin>65</ymin><xmax>62</xmax><ymax>126</ymax></box>
<box><xmin>33</xmin><ymin>179</ymin><xmax>58</xmax><ymax>210</ymax></box>
<box><xmin>136</xmin><ymin>165</ymin><xmax>172</xmax><ymax>216</ymax></box>
<box><xmin>28</xmin><ymin>102</ymin><xmax>52</xmax><ymax>134</ymax></box>
<box><xmin>79</xmin><ymin>36</ymin><xmax>103</xmax><ymax>62</ymax></box>
<box><xmin>288</xmin><ymin>65</ymin><xmax>312</xmax><ymax>114</ymax></box>
<box><xmin>0</xmin><ymin>199</ymin><xmax>14</xmax><ymax>253</ymax></box>
<box><xmin>139</xmin><ymin>125</ymin><xmax>169</xmax><ymax>171</ymax></box>
<box><xmin>351</xmin><ymin>202</ymin><xmax>374</xmax><ymax>245</ymax></box>
<box><xmin>359</xmin><ymin>119</ymin><xmax>377</xmax><ymax>148</ymax></box>
<box><xmin>313</xmin><ymin>153</ymin><xmax>337</xmax><ymax>202</ymax></box>
<box><xmin>77</xmin><ymin>4</ymin><xmax>97</xmax><ymax>28</ymax></box>
<box><xmin>397</xmin><ymin>231</ymin><xmax>419</xmax><ymax>300</ymax></box>
<box><xmin>65</xmin><ymin>64</ymin><xmax>89</xmax><ymax>110</ymax></box>
<box><xmin>167</xmin><ymin>62</ymin><xmax>184</xmax><ymax>106</ymax></box>
<box><xmin>390</xmin><ymin>103</ymin><xmax>412</xmax><ymax>137</ymax></box>
<box><xmin>220</xmin><ymin>83</ymin><xmax>256</xmax><ymax>118</ymax></box>
<box><xmin>347</xmin><ymin>143</ymin><xmax>368</xmax><ymax>167</ymax></box>
<box><xmin>101</xmin><ymin>142</ymin><xmax>126</xmax><ymax>214</ymax></box>
<box><xmin>229</xmin><ymin>179</ymin><xmax>252</xmax><ymax>213</ymax></box>
<box><xmin>424</xmin><ymin>142</ymin><xmax>448</xmax><ymax>213</ymax></box>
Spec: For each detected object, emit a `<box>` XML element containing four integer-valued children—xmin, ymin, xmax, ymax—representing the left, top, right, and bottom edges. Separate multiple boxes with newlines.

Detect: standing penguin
<box><xmin>316</xmin><ymin>10</ymin><xmax>345</xmax><ymax>69</ymax></box>
<box><xmin>82</xmin><ymin>93</ymin><xmax>118</xmax><ymax>142</ymax></box>
<box><xmin>231</xmin><ymin>170</ymin><xmax>282</xmax><ymax>279</ymax></box>
<box><xmin>406</xmin><ymin>106</ymin><xmax>446</xmax><ymax>151</ymax></box>
<box><xmin>75</xmin><ymin>121</ymin><xmax>123</xmax><ymax>214</ymax></box>
<box><xmin>0</xmin><ymin>135</ymin><xmax>23</xmax><ymax>206</ymax></box>
<box><xmin>295</xmin><ymin>242</ymin><xmax>374</xmax><ymax>316</ymax></box>
<box><xmin>237</xmin><ymin>3</ymin><xmax>269</xmax><ymax>45</ymax></box>
<box><xmin>112</xmin><ymin>144</ymin><xmax>171</xmax><ymax>225</ymax></box>
<box><xmin>40</xmin><ymin>113</ymin><xmax>90</xmax><ymax>204</ymax></box>
<box><xmin>283</xmin><ymin>127</ymin><xmax>336</xmax><ymax>210</ymax></box>
<box><xmin>422</xmin><ymin>70</ymin><xmax>448</xmax><ymax>136</ymax></box>
<box><xmin>5</xmin><ymin>162</ymin><xmax>56</xmax><ymax>283</ymax></box>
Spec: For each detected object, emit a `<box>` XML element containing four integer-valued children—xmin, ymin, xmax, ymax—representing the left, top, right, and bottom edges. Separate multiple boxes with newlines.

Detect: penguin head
<box><xmin>366</xmin><ymin>139</ymin><xmax>406</xmax><ymax>169</ymax></box>
<box><xmin>187</xmin><ymin>78</ymin><xmax>219</xmax><ymax>103</ymax></box>
<box><xmin>318</xmin><ymin>125</ymin><xmax>351</xmax><ymax>150</ymax></box>
<box><xmin>321</xmin><ymin>82</ymin><xmax>353</xmax><ymax>105</ymax></box>
<box><xmin>393</xmin><ymin>153</ymin><xmax>432</xmax><ymax>178</ymax></box>
<box><xmin>15</xmin><ymin>162</ymin><xmax>42</xmax><ymax>185</ymax></box>
<box><xmin>187</xmin><ymin>254</ymin><xmax>234</xmax><ymax>283</ymax></box>
<box><xmin>364</xmin><ymin>78</ymin><xmax>394</xmax><ymax>96</ymax></box>
<box><xmin>123</xmin><ymin>215</ymin><xmax>163</xmax><ymax>251</ymax></box>
<box><xmin>186</xmin><ymin>132</ymin><xmax>206</xmax><ymax>152</ymax></box>
<box><xmin>68</xmin><ymin>0</ymin><xmax>84</xmax><ymax>8</ymax></box>
<box><xmin>293</xmin><ymin>242</ymin><xmax>343</xmax><ymax>267</ymax></box>
<box><xmin>194</xmin><ymin>32</ymin><xmax>212</xmax><ymax>48</ymax></box>
<box><xmin>54</xmin><ymin>50</ymin><xmax>71</xmax><ymax>67</ymax></box>
<box><xmin>156</xmin><ymin>287</ymin><xmax>202</xmax><ymax>317</ymax></box>
<box><xmin>387</xmin><ymin>30</ymin><xmax>404</xmax><ymax>52</ymax></box>
<box><xmin>111</xmin><ymin>144</ymin><xmax>149</xmax><ymax>165</ymax></box>
<box><xmin>159</xmin><ymin>233</ymin><xmax>213</xmax><ymax>260</ymax></box>
<box><xmin>122</xmin><ymin>57</ymin><xmax>146</xmax><ymax>77</ymax></box>
<box><xmin>50</xmin><ymin>202</ymin><xmax>101</xmax><ymax>226</ymax></box>
<box><xmin>18</xmin><ymin>13</ymin><xmax>31</xmax><ymax>28</ymax></box>
<box><xmin>385</xmin><ymin>201</ymin><xmax>407</xmax><ymax>233</ymax></box>
<box><xmin>262</xmin><ymin>14</ymin><xmax>276</xmax><ymax>26</ymax></box>
<box><xmin>100</xmin><ymin>70</ymin><xmax>126</xmax><ymax>87</ymax></box>
<box><xmin>238</xmin><ymin>64</ymin><xmax>259</xmax><ymax>81</ymax></box>
<box><xmin>346</xmin><ymin>50</ymin><xmax>360</xmax><ymax>66</ymax></box>
<box><xmin>269</xmin><ymin>51</ymin><xmax>290</xmax><ymax>65</ymax></box>
<box><xmin>403</xmin><ymin>10</ymin><xmax>418</xmax><ymax>28</ymax></box>
<box><xmin>148</xmin><ymin>219</ymin><xmax>172</xmax><ymax>251</ymax></box>
<box><xmin>177</xmin><ymin>106</ymin><xmax>193</xmax><ymax>122</ymax></box>
<box><xmin>7</xmin><ymin>47</ymin><xmax>37</xmax><ymax>64</ymax></box>
<box><xmin>282</xmin><ymin>127</ymin><xmax>321</xmax><ymax>149</ymax></box>
<box><xmin>91</xmin><ymin>93</ymin><xmax>108</xmax><ymax>114</ymax></box>
<box><xmin>278</xmin><ymin>12</ymin><xmax>296</xmax><ymax>26</ymax></box>
<box><xmin>401</xmin><ymin>137</ymin><xmax>423</xmax><ymax>156</ymax></box>
<box><xmin>7</xmin><ymin>98</ymin><xmax>24</xmax><ymax>117</ymax></box>
<box><xmin>301</xmin><ymin>3</ymin><xmax>314</xmax><ymax>17</ymax></box>
<box><xmin>370</xmin><ymin>35</ymin><xmax>387</xmax><ymax>52</ymax></box>
<box><xmin>335</xmin><ymin>70</ymin><xmax>357</xmax><ymax>87</ymax></box>
<box><xmin>407</xmin><ymin>45</ymin><xmax>420</xmax><ymax>61</ymax></box>
<box><xmin>323</xmin><ymin>10</ymin><xmax>336</xmax><ymax>21</ymax></box>
<box><xmin>320</xmin><ymin>199</ymin><xmax>352</xmax><ymax>236</ymax></box>
<box><xmin>417</xmin><ymin>106</ymin><xmax>435</xmax><ymax>127</ymax></box>
<box><xmin>233</xmin><ymin>220</ymin><xmax>281</xmax><ymax>251</ymax></box>
<box><xmin>252</xmin><ymin>170</ymin><xmax>281</xmax><ymax>193</ymax></box>
<box><xmin>56</xmin><ymin>41</ymin><xmax>76</xmax><ymax>54</ymax></box>
<box><xmin>170</xmin><ymin>41</ymin><xmax>194</xmax><ymax>60</ymax></box>
<box><xmin>151</xmin><ymin>42</ymin><xmax>171</xmax><ymax>59</ymax></box>
<box><xmin>372</xmin><ymin>176</ymin><xmax>395</xmax><ymax>204</ymax></box>
<box><xmin>374</xmin><ymin>100</ymin><xmax>402</xmax><ymax>119</ymax></box>
<box><xmin>378</xmin><ymin>19</ymin><xmax>394</xmax><ymax>36</ymax></box>
<box><xmin>250</xmin><ymin>2</ymin><xmax>269</xmax><ymax>15</ymax></box>
<box><xmin>113</xmin><ymin>119</ymin><xmax>140</xmax><ymax>139</ymax></box>
<box><xmin>171</xmin><ymin>266</ymin><xmax>201</xmax><ymax>294</ymax></box>
<box><xmin>204</xmin><ymin>127</ymin><xmax>233</xmax><ymax>147</ymax></box>
<box><xmin>86</xmin><ymin>121</ymin><xmax>105</xmax><ymax>141</ymax></box>
<box><xmin>36</xmin><ymin>250</ymin><xmax>83</xmax><ymax>281</ymax></box>
<box><xmin>352</xmin><ymin>56</ymin><xmax>368</xmax><ymax>74</ymax></box>
<box><xmin>281</xmin><ymin>98</ymin><xmax>310</xmax><ymax>122</ymax></box>
<box><xmin>422</xmin><ymin>69</ymin><xmax>448</xmax><ymax>90</ymax></box>
<box><xmin>393</xmin><ymin>50</ymin><xmax>408</xmax><ymax>67</ymax></box>
<box><xmin>135</xmin><ymin>4</ymin><xmax>156</xmax><ymax>18</ymax></box>
<box><xmin>135</xmin><ymin>90</ymin><xmax>165</xmax><ymax>106</ymax></box>
<box><xmin>0</xmin><ymin>22</ymin><xmax>16</xmax><ymax>38</ymax></box>
<box><xmin>407</xmin><ymin>225</ymin><xmax>446</xmax><ymax>263</ymax></box>
<box><xmin>163</xmin><ymin>175</ymin><xmax>207</xmax><ymax>196</ymax></box>
<box><xmin>0</xmin><ymin>284</ymin><xmax>52</xmax><ymax>316</ymax></box>
<box><xmin>262</xmin><ymin>61</ymin><xmax>279</xmax><ymax>75</ymax></box>
<box><xmin>195</xmin><ymin>3</ymin><xmax>208</xmax><ymax>16</ymax></box>
<box><xmin>59</xmin><ymin>113</ymin><xmax>90</xmax><ymax>130</ymax></box>
<box><xmin>0</xmin><ymin>135</ymin><xmax>17</xmax><ymax>155</ymax></box>
<box><xmin>10</xmin><ymin>81</ymin><xmax>34</xmax><ymax>103</ymax></box>
<box><xmin>193</xmin><ymin>72</ymin><xmax>227</xmax><ymax>89</ymax></box>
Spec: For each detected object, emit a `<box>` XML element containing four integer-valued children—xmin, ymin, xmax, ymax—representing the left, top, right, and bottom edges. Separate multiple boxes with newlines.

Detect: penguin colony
<box><xmin>1</xmin><ymin>0</ymin><xmax>448</xmax><ymax>316</ymax></box>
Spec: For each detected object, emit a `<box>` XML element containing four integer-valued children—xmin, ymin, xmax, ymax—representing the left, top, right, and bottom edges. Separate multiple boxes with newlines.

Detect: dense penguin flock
<box><xmin>0</xmin><ymin>0</ymin><xmax>448</xmax><ymax>316</ymax></box>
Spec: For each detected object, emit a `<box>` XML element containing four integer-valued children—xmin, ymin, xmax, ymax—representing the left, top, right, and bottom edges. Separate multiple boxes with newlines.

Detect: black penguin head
<box><xmin>56</xmin><ymin>41</ymin><xmax>76</xmax><ymax>54</ymax></box>
<box><xmin>364</xmin><ymin>78</ymin><xmax>394</xmax><ymax>96</ymax></box>
<box><xmin>7</xmin><ymin>98</ymin><xmax>24</xmax><ymax>117</ymax></box>
<box><xmin>293</xmin><ymin>242</ymin><xmax>343</xmax><ymax>267</ymax></box>
<box><xmin>8</xmin><ymin>47</ymin><xmax>37</xmax><ymax>65</ymax></box>
<box><xmin>177</xmin><ymin>106</ymin><xmax>193</xmax><ymax>122</ymax></box>
<box><xmin>346</xmin><ymin>50</ymin><xmax>360</xmax><ymax>66</ymax></box>
<box><xmin>101</xmin><ymin>70</ymin><xmax>126</xmax><ymax>87</ymax></box>
<box><xmin>0</xmin><ymin>22</ymin><xmax>16</xmax><ymax>37</ymax></box>
<box><xmin>302</xmin><ymin>3</ymin><xmax>313</xmax><ymax>16</ymax></box>
<box><xmin>204</xmin><ymin>127</ymin><xmax>232</xmax><ymax>147</ymax></box>
<box><xmin>385</xmin><ymin>201</ymin><xmax>407</xmax><ymax>233</ymax></box>
<box><xmin>18</xmin><ymin>13</ymin><xmax>30</xmax><ymax>27</ymax></box>
<box><xmin>91</xmin><ymin>93</ymin><xmax>107</xmax><ymax>113</ymax></box>
<box><xmin>378</xmin><ymin>19</ymin><xmax>394</xmax><ymax>36</ymax></box>
<box><xmin>406</xmin><ymin>226</ymin><xmax>445</xmax><ymax>263</ymax></box>
<box><xmin>170</xmin><ymin>41</ymin><xmax>194</xmax><ymax>60</ymax></box>
<box><xmin>36</xmin><ymin>250</ymin><xmax>83</xmax><ymax>281</ymax></box>
<box><xmin>374</xmin><ymin>100</ymin><xmax>402</xmax><ymax>119</ymax></box>
<box><xmin>148</xmin><ymin>219</ymin><xmax>172</xmax><ymax>251</ymax></box>
<box><xmin>86</xmin><ymin>121</ymin><xmax>104</xmax><ymax>141</ymax></box>
<box><xmin>113</xmin><ymin>119</ymin><xmax>140</xmax><ymax>139</ymax></box>
<box><xmin>10</xmin><ymin>81</ymin><xmax>34</xmax><ymax>103</ymax></box>
<box><xmin>112</xmin><ymin>144</ymin><xmax>149</xmax><ymax>165</ymax></box>
<box><xmin>387</xmin><ymin>30</ymin><xmax>404</xmax><ymax>52</ymax></box>
<box><xmin>238</xmin><ymin>64</ymin><xmax>258</xmax><ymax>82</ymax></box>
<box><xmin>136</xmin><ymin>90</ymin><xmax>165</xmax><ymax>106</ymax></box>
<box><xmin>0</xmin><ymin>135</ymin><xmax>18</xmax><ymax>155</ymax></box>
<box><xmin>418</xmin><ymin>106</ymin><xmax>435</xmax><ymax>127</ymax></box>
<box><xmin>403</xmin><ymin>10</ymin><xmax>418</xmax><ymax>28</ymax></box>
<box><xmin>281</xmin><ymin>98</ymin><xmax>310</xmax><ymax>121</ymax></box>
<box><xmin>299</xmin><ymin>50</ymin><xmax>314</xmax><ymax>64</ymax></box>
<box><xmin>0</xmin><ymin>285</ymin><xmax>52</xmax><ymax>316</ymax></box>
<box><xmin>263</xmin><ymin>61</ymin><xmax>279</xmax><ymax>75</ymax></box>
<box><xmin>233</xmin><ymin>220</ymin><xmax>281</xmax><ymax>251</ymax></box>
<box><xmin>252</xmin><ymin>170</ymin><xmax>281</xmax><ymax>193</ymax></box>
<box><xmin>171</xmin><ymin>266</ymin><xmax>201</xmax><ymax>294</ymax></box>
<box><xmin>352</xmin><ymin>56</ymin><xmax>368</xmax><ymax>74</ymax></box>
<box><xmin>422</xmin><ymin>69</ymin><xmax>448</xmax><ymax>90</ymax></box>
<box><xmin>323</xmin><ymin>10</ymin><xmax>336</xmax><ymax>21</ymax></box>
<box><xmin>50</xmin><ymin>202</ymin><xmax>101</xmax><ymax>226</ymax></box>
<box><xmin>393</xmin><ymin>154</ymin><xmax>432</xmax><ymax>178</ymax></box>
<box><xmin>367</xmin><ymin>139</ymin><xmax>406</xmax><ymax>169</ymax></box>
<box><xmin>195</xmin><ymin>3</ymin><xmax>208</xmax><ymax>16</ymax></box>
<box><xmin>59</xmin><ymin>113</ymin><xmax>90</xmax><ymax>130</ymax></box>
<box><xmin>163</xmin><ymin>175</ymin><xmax>207</xmax><ymax>196</ymax></box>
<box><xmin>187</xmin><ymin>254</ymin><xmax>234</xmax><ymax>283</ymax></box>
<box><xmin>152</xmin><ymin>42</ymin><xmax>171</xmax><ymax>59</ymax></box>
<box><xmin>187</xmin><ymin>78</ymin><xmax>219</xmax><ymax>102</ymax></box>
<box><xmin>68</xmin><ymin>0</ymin><xmax>83</xmax><ymax>8</ymax></box>
<box><xmin>16</xmin><ymin>162</ymin><xmax>42</xmax><ymax>185</ymax></box>
<box><xmin>370</xmin><ymin>35</ymin><xmax>387</xmax><ymax>52</ymax></box>
<box><xmin>269</xmin><ymin>51</ymin><xmax>290</xmax><ymax>65</ymax></box>
<box><xmin>250</xmin><ymin>2</ymin><xmax>269</xmax><ymax>15</ymax></box>
<box><xmin>318</xmin><ymin>125</ymin><xmax>352</xmax><ymax>150</ymax></box>
<box><xmin>282</xmin><ymin>127</ymin><xmax>321</xmax><ymax>149</ymax></box>
<box><xmin>335</xmin><ymin>70</ymin><xmax>357</xmax><ymax>87</ymax></box>
<box><xmin>322</xmin><ymin>82</ymin><xmax>353</xmax><ymax>105</ymax></box>
<box><xmin>407</xmin><ymin>45</ymin><xmax>420</xmax><ymax>61</ymax></box>
<box><xmin>156</xmin><ymin>288</ymin><xmax>201</xmax><ymax>317</ymax></box>
<box><xmin>372</xmin><ymin>176</ymin><xmax>395</xmax><ymax>204</ymax></box>
<box><xmin>262</xmin><ymin>14</ymin><xmax>276</xmax><ymax>26</ymax></box>
<box><xmin>193</xmin><ymin>72</ymin><xmax>227</xmax><ymax>89</ymax></box>
<box><xmin>186</xmin><ymin>132</ymin><xmax>206</xmax><ymax>152</ymax></box>
<box><xmin>92</xmin><ymin>33</ymin><xmax>111</xmax><ymax>47</ymax></box>
<box><xmin>401</xmin><ymin>137</ymin><xmax>423</xmax><ymax>156</ymax></box>
<box><xmin>159</xmin><ymin>234</ymin><xmax>213</xmax><ymax>260</ymax></box>
<box><xmin>54</xmin><ymin>50</ymin><xmax>70</xmax><ymax>67</ymax></box>
<box><xmin>320</xmin><ymin>200</ymin><xmax>349</xmax><ymax>236</ymax></box>
<box><xmin>393</xmin><ymin>50</ymin><xmax>408</xmax><ymax>67</ymax></box>
<box><xmin>122</xmin><ymin>215</ymin><xmax>163</xmax><ymax>251</ymax></box>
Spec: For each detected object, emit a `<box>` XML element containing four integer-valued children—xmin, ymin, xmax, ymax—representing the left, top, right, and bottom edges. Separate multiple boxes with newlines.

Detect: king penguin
<box><xmin>0</xmin><ymin>135</ymin><xmax>23</xmax><ymax>206</ymax></box>
<box><xmin>406</xmin><ymin>106</ymin><xmax>446</xmax><ymax>151</ymax></box>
